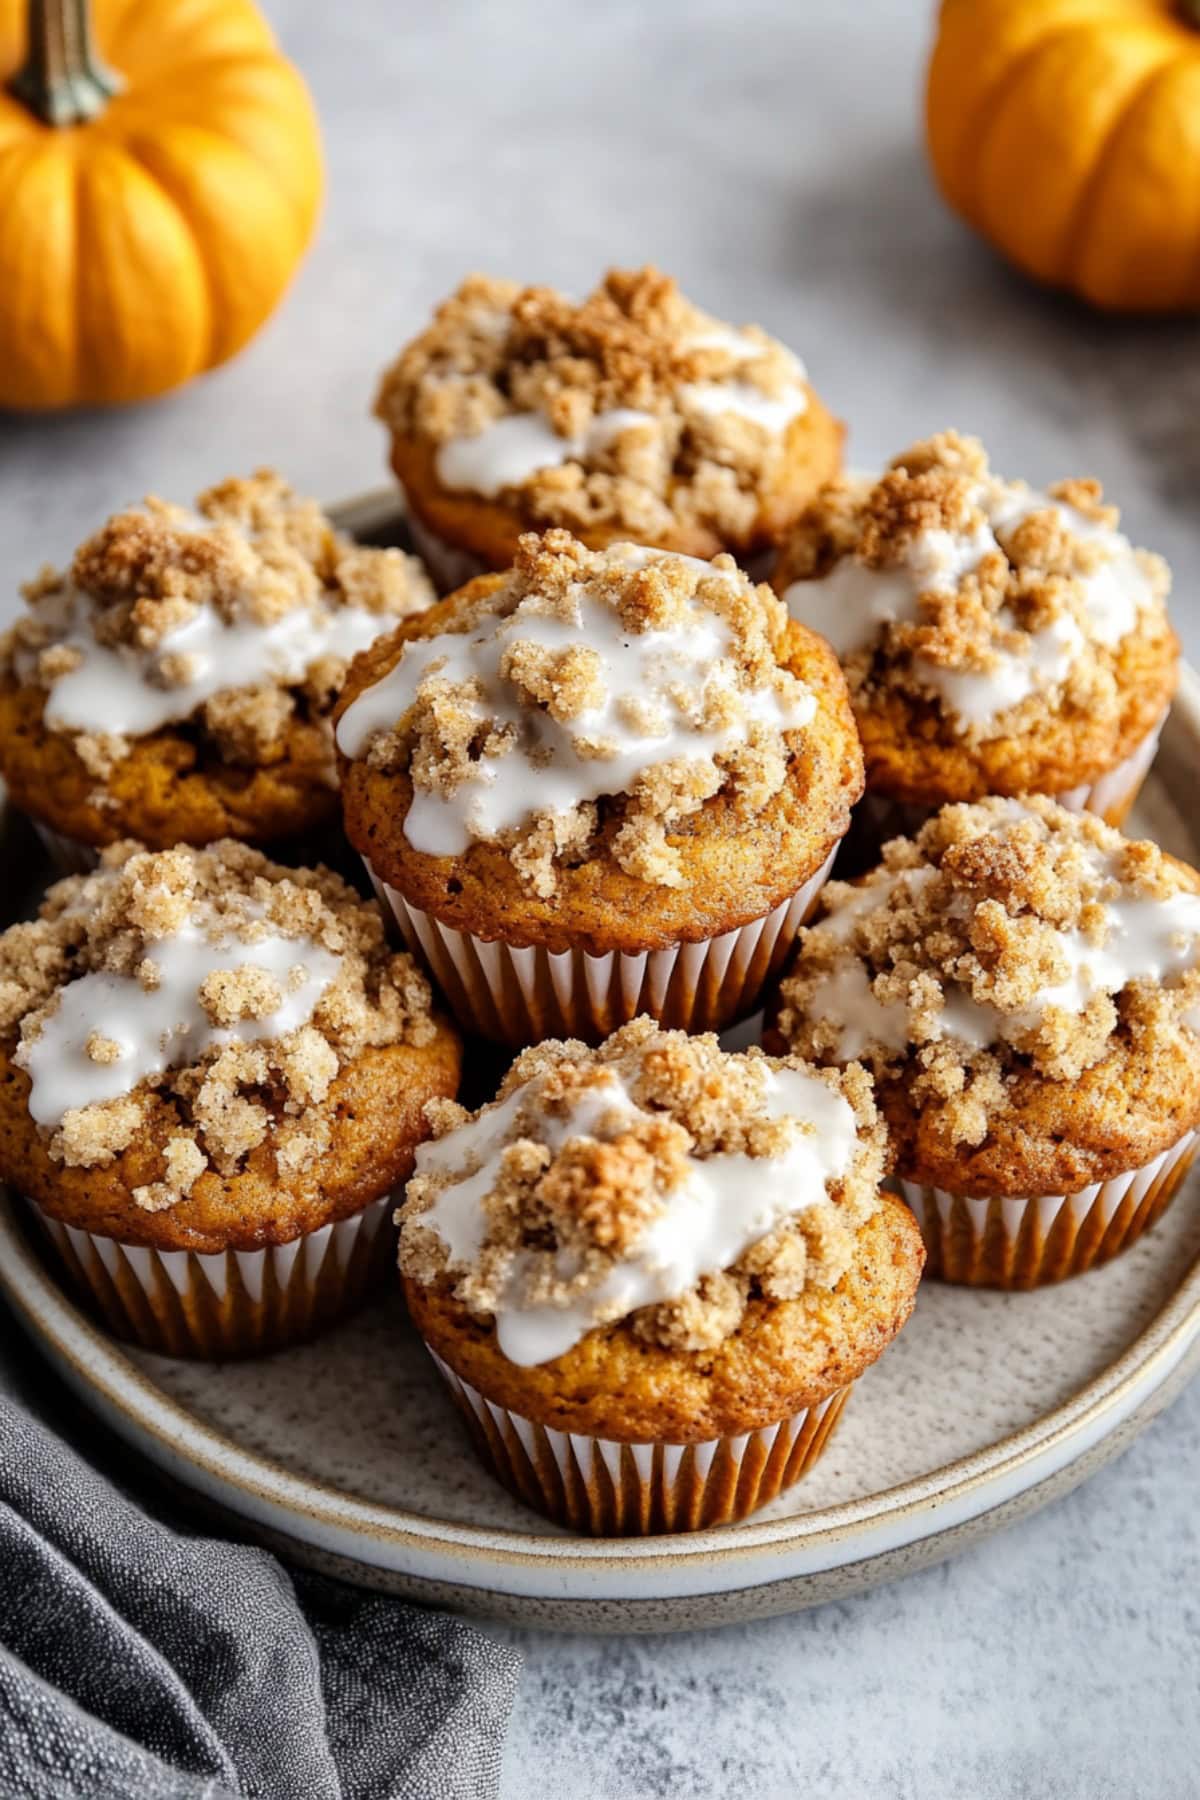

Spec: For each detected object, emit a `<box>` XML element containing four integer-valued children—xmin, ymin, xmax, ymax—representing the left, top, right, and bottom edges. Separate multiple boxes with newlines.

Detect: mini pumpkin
<box><xmin>927</xmin><ymin>0</ymin><xmax>1200</xmax><ymax>313</ymax></box>
<box><xmin>0</xmin><ymin>0</ymin><xmax>323</xmax><ymax>408</ymax></box>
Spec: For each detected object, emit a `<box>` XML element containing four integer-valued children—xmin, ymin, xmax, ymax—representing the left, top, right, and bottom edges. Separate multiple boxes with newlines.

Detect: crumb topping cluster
<box><xmin>338</xmin><ymin>530</ymin><xmax>816</xmax><ymax>895</ymax></box>
<box><xmin>0</xmin><ymin>841</ymin><xmax>438</xmax><ymax>1208</ymax></box>
<box><xmin>377</xmin><ymin>267</ymin><xmax>811</xmax><ymax>543</ymax></box>
<box><xmin>778</xmin><ymin>798</ymin><xmax>1200</xmax><ymax>1147</ymax></box>
<box><xmin>778</xmin><ymin>433</ymin><xmax>1171</xmax><ymax>742</ymax></box>
<box><xmin>400</xmin><ymin>1017</ymin><xmax>882</xmax><ymax>1358</ymax></box>
<box><xmin>4</xmin><ymin>471</ymin><xmax>434</xmax><ymax>784</ymax></box>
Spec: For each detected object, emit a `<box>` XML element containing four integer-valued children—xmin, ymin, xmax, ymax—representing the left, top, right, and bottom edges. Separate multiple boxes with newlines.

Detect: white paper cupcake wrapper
<box><xmin>30</xmin><ymin>820</ymin><xmax>99</xmax><ymax>878</ymax></box>
<box><xmin>838</xmin><ymin>718</ymin><xmax>1166</xmax><ymax>877</ymax></box>
<box><xmin>368</xmin><ymin>848</ymin><xmax>835</xmax><ymax>1046</ymax></box>
<box><xmin>27</xmin><ymin>1193</ymin><xmax>394</xmax><ymax>1357</ymax></box>
<box><xmin>1053</xmin><ymin>717</ymin><xmax>1166</xmax><ymax>823</ymax></box>
<box><xmin>427</xmin><ymin>1350</ymin><xmax>851</xmax><ymax>1534</ymax></box>
<box><xmin>896</xmin><ymin>1125</ymin><xmax>1198</xmax><ymax>1289</ymax></box>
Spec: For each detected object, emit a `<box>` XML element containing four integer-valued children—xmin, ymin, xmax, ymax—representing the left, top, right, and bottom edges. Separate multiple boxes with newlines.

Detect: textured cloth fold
<box><xmin>0</xmin><ymin>1336</ymin><xmax>521</xmax><ymax>1800</ymax></box>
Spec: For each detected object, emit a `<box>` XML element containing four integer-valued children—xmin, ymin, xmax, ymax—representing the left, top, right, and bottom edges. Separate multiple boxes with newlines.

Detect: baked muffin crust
<box><xmin>407</xmin><ymin>1198</ymin><xmax>922</xmax><ymax>1441</ymax></box>
<box><xmin>0</xmin><ymin>842</ymin><xmax>460</xmax><ymax>1250</ymax></box>
<box><xmin>378</xmin><ymin>267</ymin><xmax>843</xmax><ymax>562</ymax></box>
<box><xmin>0</xmin><ymin>473</ymin><xmax>435</xmax><ymax>851</ymax></box>
<box><xmin>774</xmin><ymin>798</ymin><xmax>1200</xmax><ymax>1194</ymax></box>
<box><xmin>336</xmin><ymin>533</ymin><xmax>863</xmax><ymax>954</ymax></box>
<box><xmin>776</xmin><ymin>434</ymin><xmax>1177</xmax><ymax>804</ymax></box>
<box><xmin>400</xmin><ymin>1018</ymin><xmax>921</xmax><ymax>1438</ymax></box>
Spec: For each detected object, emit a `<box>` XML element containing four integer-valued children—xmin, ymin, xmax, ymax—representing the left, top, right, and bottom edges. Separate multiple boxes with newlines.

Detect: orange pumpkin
<box><xmin>927</xmin><ymin>0</ymin><xmax>1200</xmax><ymax>312</ymax></box>
<box><xmin>0</xmin><ymin>0</ymin><xmax>323</xmax><ymax>408</ymax></box>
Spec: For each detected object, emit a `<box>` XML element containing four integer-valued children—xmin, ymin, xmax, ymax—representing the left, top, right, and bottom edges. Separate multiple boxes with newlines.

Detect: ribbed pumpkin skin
<box><xmin>0</xmin><ymin>0</ymin><xmax>323</xmax><ymax>408</ymax></box>
<box><xmin>926</xmin><ymin>0</ymin><xmax>1200</xmax><ymax>312</ymax></box>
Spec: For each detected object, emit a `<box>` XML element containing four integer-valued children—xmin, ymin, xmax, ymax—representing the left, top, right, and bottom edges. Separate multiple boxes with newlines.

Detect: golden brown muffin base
<box><xmin>851</xmin><ymin>615</ymin><xmax>1178</xmax><ymax>808</ymax></box>
<box><xmin>0</xmin><ymin>1027</ymin><xmax>462</xmax><ymax>1254</ymax></box>
<box><xmin>879</xmin><ymin>1032</ymin><xmax>1200</xmax><ymax>1200</ymax></box>
<box><xmin>389</xmin><ymin>391</ymin><xmax>845</xmax><ymax>572</ymax></box>
<box><xmin>832</xmin><ymin>753</ymin><xmax>1152</xmax><ymax>883</ymax></box>
<box><xmin>901</xmin><ymin>1133</ymin><xmax>1197</xmax><ymax>1291</ymax></box>
<box><xmin>764</xmin><ymin>845</ymin><xmax>1200</xmax><ymax>1199</ymax></box>
<box><xmin>33</xmin><ymin>1186</ymin><xmax>401</xmax><ymax>1358</ymax></box>
<box><xmin>337</xmin><ymin>602</ymin><xmax>864</xmax><ymax>956</ymax></box>
<box><xmin>404</xmin><ymin>1193</ymin><xmax>924</xmax><ymax>1443</ymax></box>
<box><xmin>0</xmin><ymin>679</ymin><xmax>344</xmax><ymax>852</ymax></box>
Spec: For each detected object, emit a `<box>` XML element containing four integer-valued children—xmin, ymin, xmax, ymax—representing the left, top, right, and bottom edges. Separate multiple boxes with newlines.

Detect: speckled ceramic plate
<box><xmin>2</xmin><ymin>493</ymin><xmax>1199</xmax><ymax>1633</ymax></box>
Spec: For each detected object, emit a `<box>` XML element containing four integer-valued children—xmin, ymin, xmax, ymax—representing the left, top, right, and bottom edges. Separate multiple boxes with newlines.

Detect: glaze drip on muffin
<box><xmin>337</xmin><ymin>530</ymin><xmax>818</xmax><ymax>895</ymax></box>
<box><xmin>0</xmin><ymin>842</ymin><xmax>438</xmax><ymax>1209</ymax></box>
<box><xmin>399</xmin><ymin>1017</ymin><xmax>883</xmax><ymax>1365</ymax></box>
<box><xmin>778</xmin><ymin>797</ymin><xmax>1200</xmax><ymax>1147</ymax></box>
<box><xmin>4</xmin><ymin>471</ymin><xmax>434</xmax><ymax>785</ymax></box>
<box><xmin>376</xmin><ymin>268</ymin><xmax>812</xmax><ymax>545</ymax></box>
<box><xmin>778</xmin><ymin>433</ymin><xmax>1171</xmax><ymax>742</ymax></box>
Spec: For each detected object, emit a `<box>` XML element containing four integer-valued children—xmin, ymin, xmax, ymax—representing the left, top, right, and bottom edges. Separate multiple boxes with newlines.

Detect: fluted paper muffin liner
<box><xmin>427</xmin><ymin>1350</ymin><xmax>851</xmax><ymax>1535</ymax></box>
<box><xmin>367</xmin><ymin>848</ymin><xmax>836</xmax><ymax>1048</ymax></box>
<box><xmin>1054</xmin><ymin>717</ymin><xmax>1166</xmax><ymax>826</ymax></box>
<box><xmin>896</xmin><ymin>1125</ymin><xmax>1198</xmax><ymax>1290</ymax></box>
<box><xmin>838</xmin><ymin>717</ymin><xmax>1166</xmax><ymax>877</ymax></box>
<box><xmin>27</xmin><ymin>1193</ymin><xmax>395</xmax><ymax>1358</ymax></box>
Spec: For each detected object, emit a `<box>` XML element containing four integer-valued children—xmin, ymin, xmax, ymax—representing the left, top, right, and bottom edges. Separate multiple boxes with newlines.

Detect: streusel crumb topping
<box><xmin>778</xmin><ymin>433</ymin><xmax>1171</xmax><ymax>743</ymax></box>
<box><xmin>778</xmin><ymin>798</ymin><xmax>1200</xmax><ymax>1147</ymax></box>
<box><xmin>0</xmin><ymin>841</ymin><xmax>437</xmax><ymax>1207</ymax></box>
<box><xmin>400</xmin><ymin>1017</ymin><xmax>882</xmax><ymax>1361</ymax></box>
<box><xmin>376</xmin><ymin>267</ymin><xmax>811</xmax><ymax>543</ymax></box>
<box><xmin>337</xmin><ymin>530</ymin><xmax>817</xmax><ymax>895</ymax></box>
<box><xmin>4</xmin><ymin>471</ymin><xmax>434</xmax><ymax>784</ymax></box>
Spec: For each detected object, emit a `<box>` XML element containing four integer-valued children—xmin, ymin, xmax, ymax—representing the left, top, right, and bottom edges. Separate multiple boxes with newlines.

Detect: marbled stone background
<box><xmin>1</xmin><ymin>2</ymin><xmax>1197</xmax><ymax>1794</ymax></box>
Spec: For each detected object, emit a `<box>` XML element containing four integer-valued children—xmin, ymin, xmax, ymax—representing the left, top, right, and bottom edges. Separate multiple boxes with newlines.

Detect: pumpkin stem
<box><xmin>1181</xmin><ymin>0</ymin><xmax>1200</xmax><ymax>24</ymax></box>
<box><xmin>8</xmin><ymin>0</ymin><xmax>121</xmax><ymax>127</ymax></box>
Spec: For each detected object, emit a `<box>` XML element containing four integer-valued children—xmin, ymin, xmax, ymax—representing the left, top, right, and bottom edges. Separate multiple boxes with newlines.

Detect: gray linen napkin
<box><xmin>0</xmin><ymin>1323</ymin><xmax>521</xmax><ymax>1800</ymax></box>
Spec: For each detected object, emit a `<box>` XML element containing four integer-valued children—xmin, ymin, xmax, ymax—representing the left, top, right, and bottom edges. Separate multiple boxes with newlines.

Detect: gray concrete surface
<box><xmin>2</xmin><ymin>4</ymin><xmax>1196</xmax><ymax>1795</ymax></box>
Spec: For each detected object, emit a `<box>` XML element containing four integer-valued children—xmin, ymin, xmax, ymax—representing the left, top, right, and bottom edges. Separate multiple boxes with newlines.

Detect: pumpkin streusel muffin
<box><xmin>774</xmin><ymin>433</ymin><xmax>1177</xmax><ymax>864</ymax></box>
<box><xmin>0</xmin><ymin>471</ymin><xmax>435</xmax><ymax>872</ymax></box>
<box><xmin>399</xmin><ymin>1018</ymin><xmax>923</xmax><ymax>1535</ymax></box>
<box><xmin>771</xmin><ymin>797</ymin><xmax>1200</xmax><ymax>1289</ymax></box>
<box><xmin>335</xmin><ymin>529</ymin><xmax>863</xmax><ymax>1046</ymax></box>
<box><xmin>0</xmin><ymin>840</ymin><xmax>460</xmax><ymax>1355</ymax></box>
<box><xmin>375</xmin><ymin>266</ymin><xmax>842</xmax><ymax>589</ymax></box>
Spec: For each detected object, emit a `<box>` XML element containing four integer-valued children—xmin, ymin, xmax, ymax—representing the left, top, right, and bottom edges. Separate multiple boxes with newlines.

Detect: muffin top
<box><xmin>337</xmin><ymin>529</ymin><xmax>825</xmax><ymax>899</ymax></box>
<box><xmin>777</xmin><ymin>798</ymin><xmax>1200</xmax><ymax>1185</ymax></box>
<box><xmin>376</xmin><ymin>267</ymin><xmax>816</xmax><ymax>547</ymax></box>
<box><xmin>776</xmin><ymin>433</ymin><xmax>1174</xmax><ymax>751</ymax></box>
<box><xmin>399</xmin><ymin>1016</ymin><xmax>883</xmax><ymax>1368</ymax></box>
<box><xmin>2</xmin><ymin>471</ymin><xmax>434</xmax><ymax>789</ymax></box>
<box><xmin>0</xmin><ymin>841</ymin><xmax>442</xmax><ymax>1212</ymax></box>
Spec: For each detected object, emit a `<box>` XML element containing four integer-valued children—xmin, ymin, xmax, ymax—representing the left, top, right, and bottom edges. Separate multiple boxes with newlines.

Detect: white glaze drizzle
<box><xmin>21</xmin><ymin>923</ymin><xmax>342</xmax><ymax>1130</ymax></box>
<box><xmin>30</xmin><ymin>587</ymin><xmax>400</xmax><ymax>740</ymax></box>
<box><xmin>336</xmin><ymin>546</ymin><xmax>816</xmax><ymax>858</ymax></box>
<box><xmin>809</xmin><ymin>849</ymin><xmax>1200</xmax><ymax>1061</ymax></box>
<box><xmin>435</xmin><ymin>409</ymin><xmax>657</xmax><ymax>499</ymax></box>
<box><xmin>414</xmin><ymin>1063</ymin><xmax>857</xmax><ymax>1366</ymax></box>
<box><xmin>17</xmin><ymin>494</ymin><xmax>431</xmax><ymax>742</ymax></box>
<box><xmin>783</xmin><ymin>482</ymin><xmax>1153</xmax><ymax>731</ymax></box>
<box><xmin>676</xmin><ymin>324</ymin><xmax>809</xmax><ymax>435</ymax></box>
<box><xmin>433</xmin><ymin>320</ymin><xmax>808</xmax><ymax>500</ymax></box>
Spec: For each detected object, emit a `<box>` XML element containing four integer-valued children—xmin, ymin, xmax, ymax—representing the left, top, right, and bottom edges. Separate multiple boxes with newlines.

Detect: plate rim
<box><xmin>5</xmin><ymin>498</ymin><xmax>1200</xmax><ymax>1603</ymax></box>
<box><xmin>3</xmin><ymin>1189</ymin><xmax>1198</xmax><ymax>1592</ymax></box>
